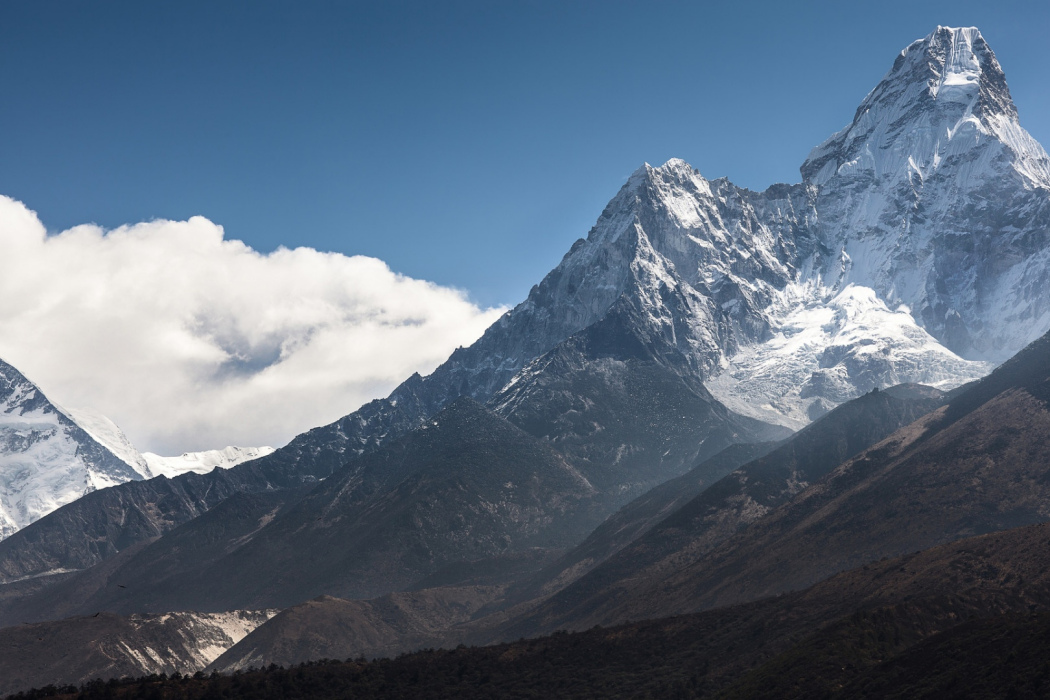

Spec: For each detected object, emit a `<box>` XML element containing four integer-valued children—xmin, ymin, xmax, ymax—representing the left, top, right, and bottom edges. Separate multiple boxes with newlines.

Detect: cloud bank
<box><xmin>0</xmin><ymin>196</ymin><xmax>506</xmax><ymax>454</ymax></box>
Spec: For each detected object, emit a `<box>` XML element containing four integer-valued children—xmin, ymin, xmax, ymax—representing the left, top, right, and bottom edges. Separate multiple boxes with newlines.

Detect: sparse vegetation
<box><xmin>12</xmin><ymin>607</ymin><xmax>1050</xmax><ymax>699</ymax></box>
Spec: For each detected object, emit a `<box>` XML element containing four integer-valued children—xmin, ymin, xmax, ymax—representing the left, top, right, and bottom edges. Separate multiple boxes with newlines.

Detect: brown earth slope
<box><xmin>18</xmin><ymin>521</ymin><xmax>1050</xmax><ymax>699</ymax></box>
<box><xmin>499</xmin><ymin>331</ymin><xmax>1050</xmax><ymax>638</ymax></box>
<box><xmin>495</xmin><ymin>383</ymin><xmax>949</xmax><ymax>638</ymax></box>
<box><xmin>208</xmin><ymin>586</ymin><xmax>504</xmax><ymax>673</ymax></box>
<box><xmin>0</xmin><ymin>609</ymin><xmax>275</xmax><ymax>697</ymax></box>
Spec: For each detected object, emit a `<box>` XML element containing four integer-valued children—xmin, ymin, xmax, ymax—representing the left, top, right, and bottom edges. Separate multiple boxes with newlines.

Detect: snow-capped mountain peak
<box><xmin>794</xmin><ymin>27</ymin><xmax>1050</xmax><ymax>362</ymax></box>
<box><xmin>0</xmin><ymin>358</ymin><xmax>145</xmax><ymax>539</ymax></box>
<box><xmin>495</xmin><ymin>26</ymin><xmax>1047</xmax><ymax>427</ymax></box>
<box><xmin>802</xmin><ymin>26</ymin><xmax>1050</xmax><ymax>190</ymax></box>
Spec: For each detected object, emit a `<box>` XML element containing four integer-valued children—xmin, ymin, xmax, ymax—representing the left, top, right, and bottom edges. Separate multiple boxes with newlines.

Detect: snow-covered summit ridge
<box><xmin>50</xmin><ymin>402</ymin><xmax>273</xmax><ymax>479</ymax></box>
<box><xmin>478</xmin><ymin>26</ymin><xmax>1045</xmax><ymax>428</ymax></box>
<box><xmin>803</xmin><ymin>26</ymin><xmax>1050</xmax><ymax>189</ymax></box>
<box><xmin>60</xmin><ymin>406</ymin><xmax>151</xmax><ymax>477</ymax></box>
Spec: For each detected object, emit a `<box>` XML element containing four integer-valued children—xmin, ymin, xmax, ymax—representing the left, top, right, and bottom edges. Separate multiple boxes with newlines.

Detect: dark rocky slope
<box><xmin>497</xmin><ymin>383</ymin><xmax>946</xmax><ymax>638</ymax></box>
<box><xmin>208</xmin><ymin>587</ymin><xmax>504</xmax><ymax>673</ymax></box>
<box><xmin>10</xmin><ymin>400</ymin><xmax>598</xmax><ymax>614</ymax></box>
<box><xmin>508</xmin><ymin>330</ymin><xmax>1050</xmax><ymax>636</ymax></box>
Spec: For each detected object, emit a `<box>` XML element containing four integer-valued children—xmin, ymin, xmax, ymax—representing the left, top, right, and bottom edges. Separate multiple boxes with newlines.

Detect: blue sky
<box><xmin>2</xmin><ymin>0</ymin><xmax>1049</xmax><ymax>308</ymax></box>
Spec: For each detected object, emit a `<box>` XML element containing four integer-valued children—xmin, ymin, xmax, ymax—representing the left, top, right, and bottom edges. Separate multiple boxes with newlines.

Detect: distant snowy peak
<box><xmin>0</xmin><ymin>358</ymin><xmax>144</xmax><ymax>539</ymax></box>
<box><xmin>143</xmin><ymin>446</ymin><xmax>277</xmax><ymax>478</ymax></box>
<box><xmin>0</xmin><ymin>355</ymin><xmax>280</xmax><ymax>538</ymax></box>
<box><xmin>60</xmin><ymin>406</ymin><xmax>275</xmax><ymax>478</ymax></box>
<box><xmin>534</xmin><ymin>26</ymin><xmax>1050</xmax><ymax>377</ymax></box>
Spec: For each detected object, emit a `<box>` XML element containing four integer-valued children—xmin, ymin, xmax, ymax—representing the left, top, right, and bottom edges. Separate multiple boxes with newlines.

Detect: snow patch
<box><xmin>706</xmin><ymin>283</ymin><xmax>991</xmax><ymax>428</ymax></box>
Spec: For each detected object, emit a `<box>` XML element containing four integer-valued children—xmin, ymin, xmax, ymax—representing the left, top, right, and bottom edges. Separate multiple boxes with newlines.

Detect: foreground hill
<box><xmin>499</xmin><ymin>318</ymin><xmax>1050</xmax><ymax>641</ymax></box>
<box><xmin>498</xmin><ymin>383</ymin><xmax>947</xmax><ymax>638</ymax></box>
<box><xmin>14</xmin><ymin>519</ymin><xmax>1050</xmax><ymax>699</ymax></box>
<box><xmin>0</xmin><ymin>609</ymin><xmax>275</xmax><ymax>697</ymax></box>
<box><xmin>208</xmin><ymin>587</ymin><xmax>503</xmax><ymax>673</ymax></box>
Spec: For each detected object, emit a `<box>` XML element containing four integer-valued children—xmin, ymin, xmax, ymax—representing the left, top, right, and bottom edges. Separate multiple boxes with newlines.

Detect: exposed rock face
<box><xmin>209</xmin><ymin>588</ymin><xmax>503</xmax><ymax>673</ymax></box>
<box><xmin>77</xmin><ymin>522</ymin><xmax>1050</xmax><ymax>699</ymax></box>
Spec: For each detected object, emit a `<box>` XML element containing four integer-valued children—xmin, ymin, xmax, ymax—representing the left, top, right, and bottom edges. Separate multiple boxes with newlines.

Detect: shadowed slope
<box><xmin>13</xmin><ymin>400</ymin><xmax>598</xmax><ymax>614</ymax></box>
<box><xmin>30</xmin><ymin>521</ymin><xmax>1050</xmax><ymax>699</ymax></box>
<box><xmin>496</xmin><ymin>383</ymin><xmax>946</xmax><ymax>638</ymax></box>
<box><xmin>509</xmin><ymin>331</ymin><xmax>1050</xmax><ymax>637</ymax></box>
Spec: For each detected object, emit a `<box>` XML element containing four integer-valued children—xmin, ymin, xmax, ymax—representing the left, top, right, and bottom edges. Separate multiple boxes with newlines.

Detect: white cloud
<box><xmin>0</xmin><ymin>196</ymin><xmax>507</xmax><ymax>454</ymax></box>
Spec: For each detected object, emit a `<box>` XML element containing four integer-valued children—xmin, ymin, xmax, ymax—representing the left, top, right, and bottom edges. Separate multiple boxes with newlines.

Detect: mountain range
<box><xmin>4</xmin><ymin>25</ymin><xmax>1050</xmax><ymax>698</ymax></box>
